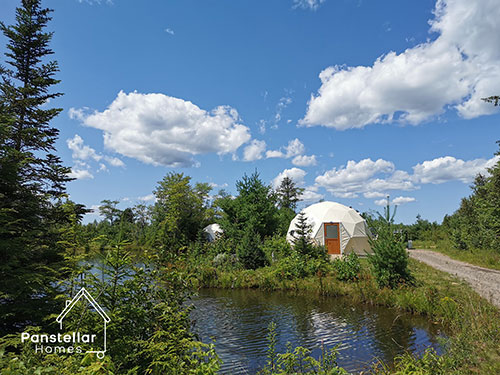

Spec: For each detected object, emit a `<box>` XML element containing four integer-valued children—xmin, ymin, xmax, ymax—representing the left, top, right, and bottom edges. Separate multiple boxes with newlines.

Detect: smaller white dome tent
<box><xmin>203</xmin><ymin>223</ymin><xmax>223</xmax><ymax>242</ymax></box>
<box><xmin>286</xmin><ymin>201</ymin><xmax>372</xmax><ymax>256</ymax></box>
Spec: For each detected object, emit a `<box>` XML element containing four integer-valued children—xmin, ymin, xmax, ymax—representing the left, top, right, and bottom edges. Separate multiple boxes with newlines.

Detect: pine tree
<box><xmin>291</xmin><ymin>211</ymin><xmax>315</xmax><ymax>257</ymax></box>
<box><xmin>276</xmin><ymin>176</ymin><xmax>303</xmax><ymax>211</ymax></box>
<box><xmin>0</xmin><ymin>0</ymin><xmax>71</xmax><ymax>333</ymax></box>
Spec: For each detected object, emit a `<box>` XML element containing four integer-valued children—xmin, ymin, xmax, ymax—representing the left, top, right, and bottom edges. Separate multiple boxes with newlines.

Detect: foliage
<box><xmin>151</xmin><ymin>172</ymin><xmax>213</xmax><ymax>254</ymax></box>
<box><xmin>441</xmin><ymin>144</ymin><xmax>500</xmax><ymax>253</ymax></box>
<box><xmin>237</xmin><ymin>229</ymin><xmax>267</xmax><ymax>270</ymax></box>
<box><xmin>259</xmin><ymin>321</ymin><xmax>348</xmax><ymax>375</ymax></box>
<box><xmin>218</xmin><ymin>171</ymin><xmax>280</xmax><ymax>241</ymax></box>
<box><xmin>332</xmin><ymin>253</ymin><xmax>361</xmax><ymax>281</ymax></box>
<box><xmin>481</xmin><ymin>95</ymin><xmax>500</xmax><ymax>106</ymax></box>
<box><xmin>367</xmin><ymin>197</ymin><xmax>413</xmax><ymax>288</ymax></box>
<box><xmin>0</xmin><ymin>0</ymin><xmax>71</xmax><ymax>333</ymax></box>
<box><xmin>290</xmin><ymin>212</ymin><xmax>316</xmax><ymax>258</ymax></box>
<box><xmin>276</xmin><ymin>176</ymin><xmax>304</xmax><ymax>211</ymax></box>
<box><xmin>262</xmin><ymin>234</ymin><xmax>292</xmax><ymax>264</ymax></box>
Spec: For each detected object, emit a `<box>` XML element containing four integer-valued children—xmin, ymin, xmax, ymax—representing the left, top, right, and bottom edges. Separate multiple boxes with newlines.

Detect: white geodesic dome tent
<box><xmin>286</xmin><ymin>201</ymin><xmax>372</xmax><ymax>256</ymax></box>
<box><xmin>203</xmin><ymin>223</ymin><xmax>223</xmax><ymax>242</ymax></box>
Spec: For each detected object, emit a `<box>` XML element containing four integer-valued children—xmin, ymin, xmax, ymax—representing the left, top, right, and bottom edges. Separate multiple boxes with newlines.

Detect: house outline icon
<box><xmin>56</xmin><ymin>287</ymin><xmax>111</xmax><ymax>359</ymax></box>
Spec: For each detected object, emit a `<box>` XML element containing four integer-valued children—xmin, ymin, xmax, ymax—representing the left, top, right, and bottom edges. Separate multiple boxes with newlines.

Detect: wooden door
<box><xmin>324</xmin><ymin>223</ymin><xmax>340</xmax><ymax>255</ymax></box>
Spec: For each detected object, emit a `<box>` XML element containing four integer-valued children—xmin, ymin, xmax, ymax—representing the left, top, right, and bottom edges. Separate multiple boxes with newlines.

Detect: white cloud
<box><xmin>315</xmin><ymin>158</ymin><xmax>415</xmax><ymax>198</ymax></box>
<box><xmin>78</xmin><ymin>0</ymin><xmax>113</xmax><ymax>5</ymax></box>
<box><xmin>104</xmin><ymin>156</ymin><xmax>125</xmax><ymax>168</ymax></box>
<box><xmin>392</xmin><ymin>196</ymin><xmax>416</xmax><ymax>205</ymax></box>
<box><xmin>301</xmin><ymin>0</ymin><xmax>500</xmax><ymax>129</ymax></box>
<box><xmin>375</xmin><ymin>196</ymin><xmax>416</xmax><ymax>206</ymax></box>
<box><xmin>71</xmin><ymin>91</ymin><xmax>251</xmax><ymax>167</ymax></box>
<box><xmin>363</xmin><ymin>191</ymin><xmax>386</xmax><ymax>199</ymax></box>
<box><xmin>293</xmin><ymin>0</ymin><xmax>325</xmax><ymax>11</ymax></box>
<box><xmin>67</xmin><ymin>134</ymin><xmax>125</xmax><ymax>174</ymax></box>
<box><xmin>138</xmin><ymin>194</ymin><xmax>155</xmax><ymax>202</ymax></box>
<box><xmin>315</xmin><ymin>154</ymin><xmax>499</xmax><ymax>200</ymax></box>
<box><xmin>412</xmin><ymin>155</ymin><xmax>500</xmax><ymax>184</ymax></box>
<box><xmin>272</xmin><ymin>167</ymin><xmax>307</xmax><ymax>188</ymax></box>
<box><xmin>243</xmin><ymin>140</ymin><xmax>267</xmax><ymax>161</ymax></box>
<box><xmin>165</xmin><ymin>28</ymin><xmax>175</xmax><ymax>35</ymax></box>
<box><xmin>68</xmin><ymin>168</ymin><xmax>94</xmax><ymax>180</ymax></box>
<box><xmin>316</xmin><ymin>158</ymin><xmax>395</xmax><ymax>194</ymax></box>
<box><xmin>67</xmin><ymin>134</ymin><xmax>101</xmax><ymax>162</ymax></box>
<box><xmin>266</xmin><ymin>150</ymin><xmax>285</xmax><ymax>158</ymax></box>
<box><xmin>274</xmin><ymin>96</ymin><xmax>292</xmax><ymax>126</ymax></box>
<box><xmin>301</xmin><ymin>188</ymin><xmax>324</xmax><ymax>202</ymax></box>
<box><xmin>374</xmin><ymin>199</ymin><xmax>388</xmax><ymax>207</ymax></box>
<box><xmin>292</xmin><ymin>154</ymin><xmax>317</xmax><ymax>167</ymax></box>
<box><xmin>266</xmin><ymin>138</ymin><xmax>306</xmax><ymax>159</ymax></box>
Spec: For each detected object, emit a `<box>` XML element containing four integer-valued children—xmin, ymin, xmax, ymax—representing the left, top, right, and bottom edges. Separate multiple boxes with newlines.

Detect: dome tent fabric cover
<box><xmin>203</xmin><ymin>223</ymin><xmax>223</xmax><ymax>242</ymax></box>
<box><xmin>286</xmin><ymin>201</ymin><xmax>372</xmax><ymax>255</ymax></box>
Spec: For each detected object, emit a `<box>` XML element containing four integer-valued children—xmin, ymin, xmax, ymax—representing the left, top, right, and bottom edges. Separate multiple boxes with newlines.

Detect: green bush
<box><xmin>262</xmin><ymin>235</ymin><xmax>292</xmax><ymax>264</ymax></box>
<box><xmin>332</xmin><ymin>253</ymin><xmax>361</xmax><ymax>281</ymax></box>
<box><xmin>367</xmin><ymin>199</ymin><xmax>413</xmax><ymax>288</ymax></box>
<box><xmin>237</xmin><ymin>230</ymin><xmax>267</xmax><ymax>270</ymax></box>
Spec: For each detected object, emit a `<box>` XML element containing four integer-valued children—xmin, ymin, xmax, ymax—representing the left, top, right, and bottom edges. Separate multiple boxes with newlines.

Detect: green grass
<box><xmin>188</xmin><ymin>258</ymin><xmax>500</xmax><ymax>374</ymax></box>
<box><xmin>413</xmin><ymin>240</ymin><xmax>500</xmax><ymax>271</ymax></box>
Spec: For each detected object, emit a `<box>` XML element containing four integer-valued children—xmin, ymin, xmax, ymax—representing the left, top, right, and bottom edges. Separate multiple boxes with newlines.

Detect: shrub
<box><xmin>237</xmin><ymin>230</ymin><xmax>267</xmax><ymax>270</ymax></box>
<box><xmin>367</xmin><ymin>199</ymin><xmax>413</xmax><ymax>288</ymax></box>
<box><xmin>262</xmin><ymin>235</ymin><xmax>292</xmax><ymax>264</ymax></box>
<box><xmin>332</xmin><ymin>253</ymin><xmax>361</xmax><ymax>281</ymax></box>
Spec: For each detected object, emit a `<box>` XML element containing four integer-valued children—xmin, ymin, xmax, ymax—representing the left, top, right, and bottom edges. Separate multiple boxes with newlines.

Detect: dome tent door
<box><xmin>324</xmin><ymin>222</ymin><xmax>340</xmax><ymax>255</ymax></box>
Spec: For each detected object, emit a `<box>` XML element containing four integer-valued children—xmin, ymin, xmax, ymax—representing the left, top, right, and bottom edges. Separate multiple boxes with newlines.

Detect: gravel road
<box><xmin>409</xmin><ymin>249</ymin><xmax>500</xmax><ymax>308</ymax></box>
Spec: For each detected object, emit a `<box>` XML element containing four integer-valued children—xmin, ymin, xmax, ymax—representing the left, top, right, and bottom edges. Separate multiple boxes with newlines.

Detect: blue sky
<box><xmin>1</xmin><ymin>0</ymin><xmax>499</xmax><ymax>224</ymax></box>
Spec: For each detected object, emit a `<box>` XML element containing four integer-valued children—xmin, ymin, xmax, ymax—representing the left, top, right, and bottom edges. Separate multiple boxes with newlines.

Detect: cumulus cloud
<box><xmin>301</xmin><ymin>188</ymin><xmax>324</xmax><ymax>202</ymax></box>
<box><xmin>375</xmin><ymin>196</ymin><xmax>416</xmax><ymax>206</ymax></box>
<box><xmin>104</xmin><ymin>156</ymin><xmax>125</xmax><ymax>167</ymax></box>
<box><xmin>68</xmin><ymin>168</ymin><xmax>94</xmax><ymax>180</ymax></box>
<box><xmin>266</xmin><ymin>138</ymin><xmax>307</xmax><ymax>159</ymax></box>
<box><xmin>392</xmin><ymin>196</ymin><xmax>416</xmax><ymax>205</ymax></box>
<box><xmin>315</xmin><ymin>154</ymin><xmax>498</xmax><ymax>199</ymax></box>
<box><xmin>138</xmin><ymin>194</ymin><xmax>156</xmax><ymax>202</ymax></box>
<box><xmin>412</xmin><ymin>155</ymin><xmax>500</xmax><ymax>184</ymax></box>
<box><xmin>272</xmin><ymin>167</ymin><xmax>307</xmax><ymax>188</ymax></box>
<box><xmin>315</xmin><ymin>158</ymin><xmax>396</xmax><ymax>197</ymax></box>
<box><xmin>301</xmin><ymin>0</ymin><xmax>500</xmax><ymax>129</ymax></box>
<box><xmin>363</xmin><ymin>191</ymin><xmax>386</xmax><ymax>199</ymax></box>
<box><xmin>67</xmin><ymin>134</ymin><xmax>125</xmax><ymax>170</ymax></box>
<box><xmin>71</xmin><ymin>91</ymin><xmax>251</xmax><ymax>167</ymax></box>
<box><xmin>293</xmin><ymin>0</ymin><xmax>325</xmax><ymax>11</ymax></box>
<box><xmin>292</xmin><ymin>154</ymin><xmax>317</xmax><ymax>167</ymax></box>
<box><xmin>243</xmin><ymin>140</ymin><xmax>267</xmax><ymax>161</ymax></box>
<box><xmin>67</xmin><ymin>134</ymin><xmax>101</xmax><ymax>162</ymax></box>
<box><xmin>272</xmin><ymin>167</ymin><xmax>322</xmax><ymax>203</ymax></box>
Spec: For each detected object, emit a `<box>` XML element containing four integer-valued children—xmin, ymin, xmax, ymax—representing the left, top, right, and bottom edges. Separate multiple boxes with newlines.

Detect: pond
<box><xmin>189</xmin><ymin>288</ymin><xmax>446</xmax><ymax>374</ymax></box>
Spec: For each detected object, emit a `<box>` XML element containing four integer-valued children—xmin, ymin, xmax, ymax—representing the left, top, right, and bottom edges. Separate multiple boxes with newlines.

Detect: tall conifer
<box><xmin>0</xmin><ymin>0</ymin><xmax>70</xmax><ymax>332</ymax></box>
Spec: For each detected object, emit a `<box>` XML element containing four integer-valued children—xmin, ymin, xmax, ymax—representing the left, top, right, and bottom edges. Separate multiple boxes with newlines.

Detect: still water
<box><xmin>189</xmin><ymin>288</ymin><xmax>445</xmax><ymax>374</ymax></box>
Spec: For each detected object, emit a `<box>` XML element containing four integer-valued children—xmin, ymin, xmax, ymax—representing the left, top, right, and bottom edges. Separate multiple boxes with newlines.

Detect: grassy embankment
<box><xmin>185</xmin><ymin>257</ymin><xmax>500</xmax><ymax>374</ymax></box>
<box><xmin>413</xmin><ymin>240</ymin><xmax>500</xmax><ymax>271</ymax></box>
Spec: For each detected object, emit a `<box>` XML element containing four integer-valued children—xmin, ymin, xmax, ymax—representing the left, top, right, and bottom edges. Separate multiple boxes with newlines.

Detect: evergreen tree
<box><xmin>276</xmin><ymin>176</ymin><xmax>303</xmax><ymax>211</ymax></box>
<box><xmin>366</xmin><ymin>197</ymin><xmax>412</xmax><ymax>288</ymax></box>
<box><xmin>0</xmin><ymin>0</ymin><xmax>70</xmax><ymax>333</ymax></box>
<box><xmin>291</xmin><ymin>211</ymin><xmax>315</xmax><ymax>257</ymax></box>
<box><xmin>219</xmin><ymin>171</ymin><xmax>280</xmax><ymax>242</ymax></box>
<box><xmin>237</xmin><ymin>229</ymin><xmax>267</xmax><ymax>270</ymax></box>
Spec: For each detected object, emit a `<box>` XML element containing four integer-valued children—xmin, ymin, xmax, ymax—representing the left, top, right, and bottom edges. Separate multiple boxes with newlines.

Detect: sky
<box><xmin>1</xmin><ymin>0</ymin><xmax>499</xmax><ymax>224</ymax></box>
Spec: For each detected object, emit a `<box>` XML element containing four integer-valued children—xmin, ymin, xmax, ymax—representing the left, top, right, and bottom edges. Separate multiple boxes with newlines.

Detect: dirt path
<box><xmin>409</xmin><ymin>249</ymin><xmax>500</xmax><ymax>308</ymax></box>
